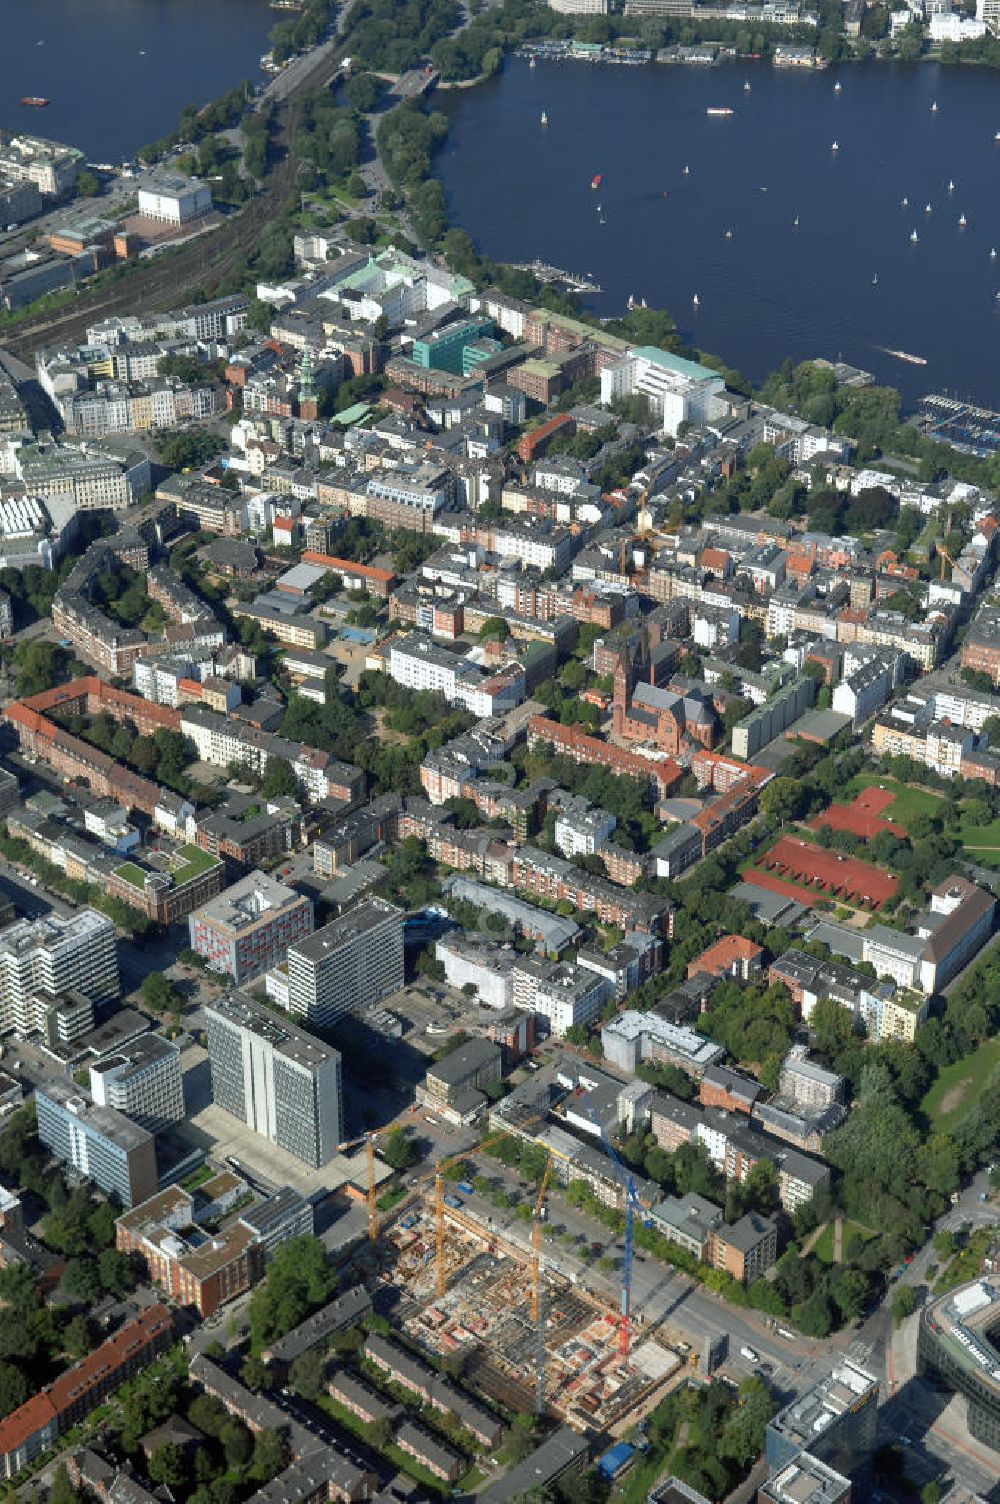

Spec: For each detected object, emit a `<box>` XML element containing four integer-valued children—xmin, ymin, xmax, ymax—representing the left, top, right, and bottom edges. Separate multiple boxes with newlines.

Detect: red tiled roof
<box><xmin>758</xmin><ymin>836</ymin><xmax>897</xmax><ymax>907</ymax></box>
<box><xmin>301</xmin><ymin>551</ymin><xmax>395</xmax><ymax>584</ymax></box>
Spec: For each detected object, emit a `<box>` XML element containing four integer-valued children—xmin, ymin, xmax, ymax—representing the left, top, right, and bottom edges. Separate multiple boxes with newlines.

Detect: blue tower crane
<box><xmin>589</xmin><ymin>1108</ymin><xmax>654</xmax><ymax>1361</ymax></box>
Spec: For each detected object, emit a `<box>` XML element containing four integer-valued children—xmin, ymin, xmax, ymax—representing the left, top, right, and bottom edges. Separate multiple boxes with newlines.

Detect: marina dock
<box><xmin>510</xmin><ymin>260</ymin><xmax>602</xmax><ymax>294</ymax></box>
<box><xmin>917</xmin><ymin>395</ymin><xmax>1000</xmax><ymax>458</ymax></box>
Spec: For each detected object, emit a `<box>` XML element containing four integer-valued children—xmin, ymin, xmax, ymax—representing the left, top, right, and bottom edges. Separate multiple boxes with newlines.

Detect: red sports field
<box><xmin>809</xmin><ymin>787</ymin><xmax>906</xmax><ymax>842</ymax></box>
<box><xmin>755</xmin><ymin>835</ymin><xmax>898</xmax><ymax>909</ymax></box>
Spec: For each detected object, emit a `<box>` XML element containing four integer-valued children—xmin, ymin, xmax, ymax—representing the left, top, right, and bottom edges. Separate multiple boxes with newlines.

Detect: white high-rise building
<box><xmin>286</xmin><ymin>898</ymin><xmax>404</xmax><ymax>1029</ymax></box>
<box><xmin>89</xmin><ymin>1035</ymin><xmax>185</xmax><ymax>1133</ymax></box>
<box><xmin>0</xmin><ymin>910</ymin><xmax>118</xmax><ymax>1034</ymax></box>
<box><xmin>205</xmin><ymin>991</ymin><xmax>343</xmax><ymax>1167</ymax></box>
<box><xmin>600</xmin><ymin>345</ymin><xmax>726</xmax><ymax>437</ymax></box>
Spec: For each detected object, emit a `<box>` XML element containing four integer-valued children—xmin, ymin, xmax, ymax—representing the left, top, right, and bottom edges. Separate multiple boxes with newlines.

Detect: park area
<box><xmin>809</xmin><ymin>787</ymin><xmax>905</xmax><ymax>841</ymax></box>
<box><xmin>842</xmin><ymin>774</ymin><xmax>943</xmax><ymax>826</ymax></box>
<box><xmin>955</xmin><ymin>810</ymin><xmax>1000</xmax><ymax>869</ymax></box>
<box><xmin>921</xmin><ymin>1036</ymin><xmax>1000</xmax><ymax>1131</ymax></box>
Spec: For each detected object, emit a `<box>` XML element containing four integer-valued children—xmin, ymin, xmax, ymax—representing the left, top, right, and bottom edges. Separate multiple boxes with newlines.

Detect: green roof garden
<box><xmin>171</xmin><ymin>844</ymin><xmax>220</xmax><ymax>887</ymax></box>
<box><xmin>114</xmin><ymin>862</ymin><xmax>147</xmax><ymax>890</ymax></box>
<box><xmin>633</xmin><ymin>345</ymin><xmax>723</xmax><ymax>384</ymax></box>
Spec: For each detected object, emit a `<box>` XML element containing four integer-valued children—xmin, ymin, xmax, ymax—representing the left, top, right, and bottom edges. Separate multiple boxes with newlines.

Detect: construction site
<box><xmin>345</xmin><ymin>1194</ymin><xmax>683</xmax><ymax>1434</ymax></box>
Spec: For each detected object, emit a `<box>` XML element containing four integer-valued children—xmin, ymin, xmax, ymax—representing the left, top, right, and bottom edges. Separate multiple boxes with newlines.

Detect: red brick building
<box><xmin>687</xmin><ymin>935</ymin><xmax>765</xmax><ymax>983</ymax></box>
<box><xmin>0</xmin><ymin>1307</ymin><xmax>173</xmax><ymax>1479</ymax></box>
<box><xmin>116</xmin><ymin>1187</ymin><xmax>264</xmax><ymax>1318</ymax></box>
<box><xmin>527</xmin><ymin>716</ymin><xmax>682</xmax><ymax>797</ymax></box>
<box><xmin>516</xmin><ymin>413</ymin><xmax>574</xmax><ymax>464</ymax></box>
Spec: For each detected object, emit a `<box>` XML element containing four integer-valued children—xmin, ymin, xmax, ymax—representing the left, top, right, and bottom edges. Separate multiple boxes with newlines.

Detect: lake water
<box><xmin>437</xmin><ymin>57</ymin><xmax>1000</xmax><ymax>407</ymax></box>
<box><xmin>0</xmin><ymin>0</ymin><xmax>275</xmax><ymax>163</ymax></box>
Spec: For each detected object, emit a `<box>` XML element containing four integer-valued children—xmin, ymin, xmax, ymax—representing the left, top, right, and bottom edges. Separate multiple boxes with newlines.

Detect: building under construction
<box><xmin>357</xmin><ymin>1201</ymin><xmax>681</xmax><ymax>1431</ymax></box>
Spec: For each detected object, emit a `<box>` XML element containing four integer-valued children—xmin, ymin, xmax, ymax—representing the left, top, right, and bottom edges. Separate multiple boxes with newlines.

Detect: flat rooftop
<box><xmin>38</xmin><ymin>1078</ymin><xmax>153</xmax><ymax>1153</ymax></box>
<box><xmin>923</xmin><ymin>1276</ymin><xmax>1000</xmax><ymax>1393</ymax></box>
<box><xmin>206</xmin><ymin>991</ymin><xmax>339</xmax><ymax>1073</ymax></box>
<box><xmin>768</xmin><ymin>1358</ymin><xmax>878</xmax><ymax>1451</ymax></box>
<box><xmin>290</xmin><ymin>898</ymin><xmax>400</xmax><ymax>962</ymax></box>
<box><xmin>193</xmin><ymin>870</ymin><xmax>308</xmax><ymax>934</ymax></box>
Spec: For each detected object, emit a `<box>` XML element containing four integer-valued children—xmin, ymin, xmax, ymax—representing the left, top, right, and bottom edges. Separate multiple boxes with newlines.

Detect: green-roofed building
<box><xmin>411</xmin><ymin>315</ymin><xmax>494</xmax><ymax>374</ymax></box>
<box><xmin>325</xmin><ymin>249</ymin><xmax>475</xmax><ymax>325</ymax></box>
<box><xmin>332</xmin><ymin>402</ymin><xmax>372</xmax><ymax>427</ymax></box>
<box><xmin>599</xmin><ymin>342</ymin><xmax>727</xmax><ymax>437</ymax></box>
<box><xmin>110</xmin><ymin>841</ymin><xmax>224</xmax><ymax>925</ymax></box>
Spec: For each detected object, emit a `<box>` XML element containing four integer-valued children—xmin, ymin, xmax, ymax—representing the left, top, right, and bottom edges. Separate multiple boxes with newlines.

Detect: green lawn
<box><xmin>114</xmin><ymin>861</ymin><xmax>146</xmax><ymax>889</ymax></box>
<box><xmin>843</xmin><ymin>774</ymin><xmax>943</xmax><ymax>826</ymax></box>
<box><xmin>921</xmin><ymin>1036</ymin><xmax>1000</xmax><ymax>1131</ymax></box>
<box><xmin>934</xmin><ymin>1227</ymin><xmax>994</xmax><ymax>1292</ymax></box>
<box><xmin>957</xmin><ymin>815</ymin><xmax>1000</xmax><ymax>862</ymax></box>
<box><xmin>172</xmin><ymin>843</ymin><xmax>220</xmax><ymax>886</ymax></box>
<box><xmin>813</xmin><ymin>1220</ymin><xmax>876</xmax><ymax>1265</ymax></box>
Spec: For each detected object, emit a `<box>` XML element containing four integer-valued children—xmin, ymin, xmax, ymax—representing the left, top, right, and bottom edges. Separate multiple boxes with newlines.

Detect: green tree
<box><xmin>829</xmin><ymin>1266</ymin><xmax>870</xmax><ymax>1323</ymax></box>
<box><xmin>289</xmin><ymin>1347</ymin><xmax>327</xmax><ymax>1402</ymax></box>
<box><xmin>0</xmin><ymin>1263</ymin><xmax>38</xmax><ymax>1316</ymax></box>
<box><xmin>252</xmin><ymin>1429</ymin><xmax>289</xmax><ymax>1481</ymax></box>
<box><xmin>49</xmin><ymin>1463</ymin><xmax>80</xmax><ymax>1504</ymax></box>
<box><xmin>221</xmin><ymin>1418</ymin><xmax>253</xmax><ymax>1468</ymax></box>
<box><xmin>62</xmin><ymin>1256</ymin><xmax>102</xmax><ymax>1303</ymax></box>
<box><xmin>148</xmin><ymin>1443</ymin><xmax>188</xmax><ymax>1490</ymax></box>
<box><xmin>13</xmin><ymin>640</ymin><xmax>65</xmax><ymax>697</ymax></box>
<box><xmin>62</xmin><ymin>1313</ymin><xmax>93</xmax><ymax>1360</ymax></box>
<box><xmin>247</xmin><ymin>1236</ymin><xmax>336</xmax><ymax>1349</ymax></box>
<box><xmin>141</xmin><ymin>973</ymin><xmax>180</xmax><ymax>1016</ymax></box>
<box><xmin>892</xmin><ymin>1286</ymin><xmax>917</xmax><ymax>1325</ymax></box>
<box><xmin>760</xmin><ymin>776</ymin><xmax>806</xmax><ymax>826</ymax></box>
<box><xmin>155</xmin><ymin>428</ymin><xmax>222</xmax><ymax>472</ymax></box>
<box><xmin>99</xmin><ymin>1248</ymin><xmax>136</xmax><ymax>1297</ymax></box>
<box><xmin>261</xmin><ymin>756</ymin><xmax>299</xmax><ymax>799</ymax></box>
<box><xmin>0</xmin><ymin>1361</ymin><xmax>30</xmax><ymax>1419</ymax></box>
<box><xmin>189</xmin><ymin>1393</ymin><xmax>229</xmax><ymax>1439</ymax></box>
<box><xmin>368</xmin><ymin>1416</ymin><xmax>392</xmax><ymax>1452</ymax></box>
<box><xmin>240</xmin><ymin>1354</ymin><xmax>270</xmax><ymax>1392</ymax></box>
<box><xmin>380</xmin><ymin>1126</ymin><xmax>418</xmax><ymax>1171</ymax></box>
<box><xmin>76</xmin><ymin>170</ymin><xmax>100</xmax><ymax>197</ymax></box>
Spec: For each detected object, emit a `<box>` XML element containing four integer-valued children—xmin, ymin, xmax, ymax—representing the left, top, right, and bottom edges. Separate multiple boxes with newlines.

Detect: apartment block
<box><xmin>286</xmin><ymin>898</ymin><xmax>403</xmax><ymax>1028</ymax></box>
<box><xmin>421</xmin><ymin>1038</ymin><xmax>502</xmax><ymax>1118</ymax></box>
<box><xmin>188</xmin><ymin>871</ymin><xmax>314</xmax><ymax>984</ymax></box>
<box><xmin>0</xmin><ymin>1306</ymin><xmax>173</xmax><ymax>1480</ymax></box>
<box><xmin>116</xmin><ymin>1179</ymin><xmax>313</xmax><ymax>1317</ymax></box>
<box><xmin>0</xmin><ymin>909</ymin><xmax>118</xmax><ymax>1033</ymax></box>
<box><xmin>260</xmin><ymin>1286</ymin><xmax>372</xmax><ymax>1376</ymax></box>
<box><xmin>89</xmin><ymin>1034</ymin><xmax>185</xmax><ymax>1133</ymax></box>
<box><xmin>205</xmin><ymin>991</ymin><xmax>343</xmax><ymax>1166</ymax></box>
<box><xmin>779</xmin><ymin>1047</ymin><xmax>845</xmax><ymax>1111</ymax></box>
<box><xmin>35</xmin><ymin>1079</ymin><xmax>157</xmax><ymax>1208</ymax></box>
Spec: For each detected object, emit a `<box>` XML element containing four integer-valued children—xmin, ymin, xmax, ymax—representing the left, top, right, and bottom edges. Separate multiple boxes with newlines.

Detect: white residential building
<box><xmin>553</xmin><ymin>797</ymin><xmax>616</xmax><ymax>859</ymax></box>
<box><xmin>533</xmin><ymin>964</ymin><xmax>609</xmax><ymax>1038</ymax></box>
<box><xmin>387</xmin><ymin>632</ymin><xmax>524</xmax><ymax>718</ymax></box>
<box><xmin>137</xmin><ymin>174</ymin><xmax>213</xmax><ymax>225</ymax></box>
<box><xmin>0</xmin><ymin>910</ymin><xmax>118</xmax><ymax>1033</ymax></box>
<box><xmin>600</xmin><ymin>345</ymin><xmax>726</xmax><ymax>437</ymax></box>
<box><xmin>89</xmin><ymin>1035</ymin><xmax>184</xmax><ymax>1133</ymax></box>
<box><xmin>434</xmin><ymin>935</ymin><xmax>514</xmax><ymax>1009</ymax></box>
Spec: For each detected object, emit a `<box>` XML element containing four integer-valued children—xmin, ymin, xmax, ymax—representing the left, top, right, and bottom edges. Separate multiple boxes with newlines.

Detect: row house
<box><xmin>0</xmin><ymin>1307</ymin><xmax>174</xmax><ymax>1480</ymax></box>
<box><xmin>511</xmin><ymin>846</ymin><xmax>674</xmax><ymax>935</ymax></box>
<box><xmin>527</xmin><ymin>716</ymin><xmax>682</xmax><ymax>798</ymax></box>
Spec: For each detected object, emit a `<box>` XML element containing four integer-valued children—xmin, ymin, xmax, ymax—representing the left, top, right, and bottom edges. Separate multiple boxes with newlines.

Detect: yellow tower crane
<box><xmin>337</xmin><ymin>1129</ymin><xmax>382</xmax><ymax>1244</ymax></box>
<box><xmin>529</xmin><ymin>1153</ymin><xmax>554</xmax><ymax>1325</ymax></box>
<box><xmin>938</xmin><ymin>544</ymin><xmax>958</xmax><ymax>581</ymax></box>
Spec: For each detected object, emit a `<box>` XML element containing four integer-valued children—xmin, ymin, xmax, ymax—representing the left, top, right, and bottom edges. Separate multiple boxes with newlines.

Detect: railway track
<box><xmin>3</xmin><ymin>40</ymin><xmax>344</xmax><ymax>358</ymax></box>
